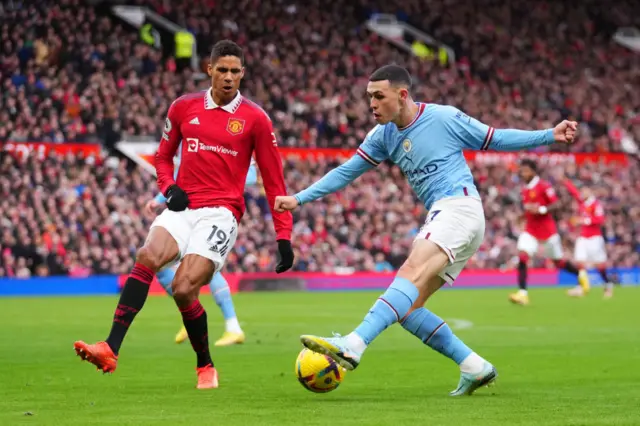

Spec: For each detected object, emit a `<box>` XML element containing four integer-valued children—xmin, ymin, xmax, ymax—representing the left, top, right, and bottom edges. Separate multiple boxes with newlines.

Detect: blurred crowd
<box><xmin>1</xmin><ymin>0</ymin><xmax>638</xmax><ymax>152</ymax></box>
<box><xmin>1</xmin><ymin>150</ymin><xmax>639</xmax><ymax>278</ymax></box>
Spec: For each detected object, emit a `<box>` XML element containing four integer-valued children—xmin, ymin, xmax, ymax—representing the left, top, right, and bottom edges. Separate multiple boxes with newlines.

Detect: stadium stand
<box><xmin>0</xmin><ymin>0</ymin><xmax>638</xmax><ymax>276</ymax></box>
<box><xmin>1</xmin><ymin>149</ymin><xmax>638</xmax><ymax>277</ymax></box>
<box><xmin>2</xmin><ymin>0</ymin><xmax>637</xmax><ymax>151</ymax></box>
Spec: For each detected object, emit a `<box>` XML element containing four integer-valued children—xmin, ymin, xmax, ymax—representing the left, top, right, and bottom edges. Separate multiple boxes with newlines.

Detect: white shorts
<box><xmin>150</xmin><ymin>206</ymin><xmax>238</xmax><ymax>273</ymax></box>
<box><xmin>574</xmin><ymin>236</ymin><xmax>607</xmax><ymax>264</ymax></box>
<box><xmin>415</xmin><ymin>197</ymin><xmax>485</xmax><ymax>285</ymax></box>
<box><xmin>517</xmin><ymin>232</ymin><xmax>563</xmax><ymax>260</ymax></box>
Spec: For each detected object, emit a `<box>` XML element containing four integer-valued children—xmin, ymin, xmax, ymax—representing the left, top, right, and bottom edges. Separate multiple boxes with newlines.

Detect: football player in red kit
<box><xmin>74</xmin><ymin>41</ymin><xmax>295</xmax><ymax>388</ymax></box>
<box><xmin>509</xmin><ymin>160</ymin><xmax>588</xmax><ymax>305</ymax></box>
<box><xmin>564</xmin><ymin>179</ymin><xmax>615</xmax><ymax>298</ymax></box>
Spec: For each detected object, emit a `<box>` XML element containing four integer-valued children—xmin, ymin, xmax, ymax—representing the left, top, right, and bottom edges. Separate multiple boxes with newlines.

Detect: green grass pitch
<box><xmin>1</xmin><ymin>287</ymin><xmax>639</xmax><ymax>425</ymax></box>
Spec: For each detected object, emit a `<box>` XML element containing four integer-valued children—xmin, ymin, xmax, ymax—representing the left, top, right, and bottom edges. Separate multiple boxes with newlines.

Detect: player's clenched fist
<box><xmin>165</xmin><ymin>184</ymin><xmax>189</xmax><ymax>211</ymax></box>
<box><xmin>553</xmin><ymin>120</ymin><xmax>578</xmax><ymax>144</ymax></box>
<box><xmin>274</xmin><ymin>195</ymin><xmax>299</xmax><ymax>213</ymax></box>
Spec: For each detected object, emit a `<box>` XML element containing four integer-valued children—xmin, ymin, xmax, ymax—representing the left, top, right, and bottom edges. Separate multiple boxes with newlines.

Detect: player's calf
<box><xmin>211</xmin><ymin>272</ymin><xmax>243</xmax><ymax>336</ymax></box>
<box><xmin>553</xmin><ymin>258</ymin><xmax>580</xmax><ymax>275</ymax></box>
<box><xmin>157</xmin><ymin>267</ymin><xmax>176</xmax><ymax>296</ymax></box>
<box><xmin>351</xmin><ymin>239</ymin><xmax>448</xmax><ymax>348</ymax></box>
<box><xmin>509</xmin><ymin>252</ymin><xmax>530</xmax><ymax>304</ymax></box>
<box><xmin>301</xmin><ymin>240</ymin><xmax>449</xmax><ymax>369</ymax></box>
<box><xmin>74</xmin><ymin>227</ymin><xmax>179</xmax><ymax>370</ymax></box>
<box><xmin>401</xmin><ymin>277</ymin><xmax>493</xmax><ymax>392</ymax></box>
<box><xmin>557</xmin><ymin>259</ymin><xmax>590</xmax><ymax>293</ymax></box>
<box><xmin>517</xmin><ymin>252</ymin><xmax>529</xmax><ymax>292</ymax></box>
<box><xmin>105</xmin><ymin>232</ymin><xmax>178</xmax><ymax>354</ymax></box>
<box><xmin>173</xmin><ymin>255</ymin><xmax>217</xmax><ymax>384</ymax></box>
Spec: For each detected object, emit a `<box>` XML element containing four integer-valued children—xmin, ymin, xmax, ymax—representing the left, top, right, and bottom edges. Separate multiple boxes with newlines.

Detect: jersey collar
<box><xmin>204</xmin><ymin>88</ymin><xmax>242</xmax><ymax>113</ymax></box>
<box><xmin>398</xmin><ymin>103</ymin><xmax>426</xmax><ymax>131</ymax></box>
<box><xmin>526</xmin><ymin>175</ymin><xmax>540</xmax><ymax>189</ymax></box>
<box><xmin>584</xmin><ymin>196</ymin><xmax>596</xmax><ymax>206</ymax></box>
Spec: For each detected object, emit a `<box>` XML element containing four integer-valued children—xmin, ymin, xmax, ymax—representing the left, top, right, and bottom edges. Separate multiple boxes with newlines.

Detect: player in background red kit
<box><xmin>73</xmin><ymin>41</ymin><xmax>294</xmax><ymax>389</ymax></box>
<box><xmin>509</xmin><ymin>160</ymin><xmax>588</xmax><ymax>305</ymax></box>
<box><xmin>564</xmin><ymin>179</ymin><xmax>615</xmax><ymax>299</ymax></box>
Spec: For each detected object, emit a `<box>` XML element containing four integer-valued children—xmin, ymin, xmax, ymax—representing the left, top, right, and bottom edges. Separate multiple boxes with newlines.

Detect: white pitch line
<box><xmin>446</xmin><ymin>318</ymin><xmax>474</xmax><ymax>330</ymax></box>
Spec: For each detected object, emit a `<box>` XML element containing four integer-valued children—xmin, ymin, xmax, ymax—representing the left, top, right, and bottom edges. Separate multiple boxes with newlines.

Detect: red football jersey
<box><xmin>521</xmin><ymin>176</ymin><xmax>558</xmax><ymax>240</ymax></box>
<box><xmin>577</xmin><ymin>198</ymin><xmax>605</xmax><ymax>238</ymax></box>
<box><xmin>155</xmin><ymin>89</ymin><xmax>292</xmax><ymax>240</ymax></box>
<box><xmin>563</xmin><ymin>179</ymin><xmax>604</xmax><ymax>238</ymax></box>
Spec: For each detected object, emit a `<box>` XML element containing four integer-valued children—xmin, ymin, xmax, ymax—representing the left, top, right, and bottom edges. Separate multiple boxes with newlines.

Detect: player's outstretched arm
<box><xmin>439</xmin><ymin>106</ymin><xmax>578</xmax><ymax>151</ymax></box>
<box><xmin>275</xmin><ymin>126</ymin><xmax>387</xmax><ymax>212</ymax></box>
<box><xmin>563</xmin><ymin>178</ymin><xmax>582</xmax><ymax>202</ymax></box>
<box><xmin>274</xmin><ymin>155</ymin><xmax>373</xmax><ymax>212</ymax></box>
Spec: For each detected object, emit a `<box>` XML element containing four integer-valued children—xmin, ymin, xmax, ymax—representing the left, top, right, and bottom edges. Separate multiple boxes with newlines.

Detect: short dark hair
<box><xmin>210</xmin><ymin>40</ymin><xmax>244</xmax><ymax>64</ymax></box>
<box><xmin>520</xmin><ymin>159</ymin><xmax>538</xmax><ymax>171</ymax></box>
<box><xmin>369</xmin><ymin>65</ymin><xmax>412</xmax><ymax>88</ymax></box>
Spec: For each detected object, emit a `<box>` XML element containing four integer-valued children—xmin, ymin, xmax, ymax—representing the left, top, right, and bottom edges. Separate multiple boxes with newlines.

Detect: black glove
<box><xmin>165</xmin><ymin>185</ymin><xmax>189</xmax><ymax>211</ymax></box>
<box><xmin>275</xmin><ymin>239</ymin><xmax>294</xmax><ymax>273</ymax></box>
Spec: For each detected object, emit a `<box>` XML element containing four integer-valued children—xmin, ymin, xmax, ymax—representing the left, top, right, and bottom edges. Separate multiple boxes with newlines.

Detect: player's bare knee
<box><xmin>135</xmin><ymin>246</ymin><xmax>163</xmax><ymax>272</ymax></box>
<box><xmin>396</xmin><ymin>261</ymin><xmax>421</xmax><ymax>285</ymax></box>
<box><xmin>172</xmin><ymin>275</ymin><xmax>199</xmax><ymax>307</ymax></box>
<box><xmin>397</xmin><ymin>241</ymin><xmax>449</xmax><ymax>286</ymax></box>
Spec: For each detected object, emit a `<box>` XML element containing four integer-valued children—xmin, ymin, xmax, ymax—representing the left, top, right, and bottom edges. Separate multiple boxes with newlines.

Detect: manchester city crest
<box><xmin>402</xmin><ymin>138</ymin><xmax>412</xmax><ymax>152</ymax></box>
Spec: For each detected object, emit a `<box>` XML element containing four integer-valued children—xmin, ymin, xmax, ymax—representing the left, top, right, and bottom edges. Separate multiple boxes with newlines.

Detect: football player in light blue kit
<box><xmin>275</xmin><ymin>65</ymin><xmax>577</xmax><ymax>396</ymax></box>
<box><xmin>146</xmin><ymin>160</ymin><xmax>258</xmax><ymax>346</ymax></box>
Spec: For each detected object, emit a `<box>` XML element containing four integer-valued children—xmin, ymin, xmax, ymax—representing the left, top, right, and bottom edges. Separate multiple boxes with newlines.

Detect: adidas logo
<box><xmin>189</xmin><ymin>117</ymin><xmax>200</xmax><ymax>125</ymax></box>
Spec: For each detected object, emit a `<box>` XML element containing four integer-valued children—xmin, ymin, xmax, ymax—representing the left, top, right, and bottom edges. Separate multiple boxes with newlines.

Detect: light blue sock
<box><xmin>211</xmin><ymin>272</ymin><xmax>237</xmax><ymax>320</ymax></box>
<box><xmin>354</xmin><ymin>277</ymin><xmax>419</xmax><ymax>345</ymax></box>
<box><xmin>401</xmin><ymin>307</ymin><xmax>472</xmax><ymax>364</ymax></box>
<box><xmin>156</xmin><ymin>267</ymin><xmax>175</xmax><ymax>296</ymax></box>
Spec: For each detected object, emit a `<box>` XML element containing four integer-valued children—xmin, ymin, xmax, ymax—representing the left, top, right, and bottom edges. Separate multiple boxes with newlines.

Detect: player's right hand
<box><xmin>274</xmin><ymin>195</ymin><xmax>299</xmax><ymax>213</ymax></box>
<box><xmin>165</xmin><ymin>185</ymin><xmax>189</xmax><ymax>211</ymax></box>
<box><xmin>144</xmin><ymin>199</ymin><xmax>162</xmax><ymax>215</ymax></box>
<box><xmin>552</xmin><ymin>120</ymin><xmax>578</xmax><ymax>144</ymax></box>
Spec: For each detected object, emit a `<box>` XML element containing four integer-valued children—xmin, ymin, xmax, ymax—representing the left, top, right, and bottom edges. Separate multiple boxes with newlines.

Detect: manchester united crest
<box><xmin>227</xmin><ymin>118</ymin><xmax>245</xmax><ymax>136</ymax></box>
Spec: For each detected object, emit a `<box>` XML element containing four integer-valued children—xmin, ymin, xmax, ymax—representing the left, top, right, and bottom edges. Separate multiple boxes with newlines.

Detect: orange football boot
<box><xmin>74</xmin><ymin>341</ymin><xmax>118</xmax><ymax>373</ymax></box>
<box><xmin>196</xmin><ymin>364</ymin><xmax>219</xmax><ymax>389</ymax></box>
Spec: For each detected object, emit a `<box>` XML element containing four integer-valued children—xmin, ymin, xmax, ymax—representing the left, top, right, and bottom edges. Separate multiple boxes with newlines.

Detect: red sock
<box><xmin>106</xmin><ymin>263</ymin><xmax>153</xmax><ymax>355</ymax></box>
<box><xmin>518</xmin><ymin>253</ymin><xmax>529</xmax><ymax>290</ymax></box>
<box><xmin>180</xmin><ymin>300</ymin><xmax>213</xmax><ymax>368</ymax></box>
<box><xmin>554</xmin><ymin>259</ymin><xmax>580</xmax><ymax>275</ymax></box>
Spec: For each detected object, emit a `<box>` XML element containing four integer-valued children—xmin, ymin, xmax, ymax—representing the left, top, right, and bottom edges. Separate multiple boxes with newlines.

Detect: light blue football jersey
<box><xmin>295</xmin><ymin>103</ymin><xmax>555</xmax><ymax>210</ymax></box>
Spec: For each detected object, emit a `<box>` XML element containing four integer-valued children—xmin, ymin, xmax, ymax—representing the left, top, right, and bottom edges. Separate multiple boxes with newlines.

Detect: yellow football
<box><xmin>295</xmin><ymin>348</ymin><xmax>346</xmax><ymax>393</ymax></box>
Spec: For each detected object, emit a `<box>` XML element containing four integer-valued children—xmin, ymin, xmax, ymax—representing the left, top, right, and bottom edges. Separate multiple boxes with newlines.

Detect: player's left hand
<box><xmin>274</xmin><ymin>195</ymin><xmax>299</xmax><ymax>213</ymax></box>
<box><xmin>144</xmin><ymin>199</ymin><xmax>162</xmax><ymax>216</ymax></box>
<box><xmin>553</xmin><ymin>120</ymin><xmax>578</xmax><ymax>144</ymax></box>
<box><xmin>165</xmin><ymin>185</ymin><xmax>189</xmax><ymax>211</ymax></box>
<box><xmin>275</xmin><ymin>239</ymin><xmax>294</xmax><ymax>273</ymax></box>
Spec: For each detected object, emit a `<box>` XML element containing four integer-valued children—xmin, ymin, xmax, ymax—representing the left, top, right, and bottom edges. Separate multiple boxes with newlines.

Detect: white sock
<box><xmin>346</xmin><ymin>332</ymin><xmax>367</xmax><ymax>354</ymax></box>
<box><xmin>459</xmin><ymin>352</ymin><xmax>487</xmax><ymax>375</ymax></box>
<box><xmin>225</xmin><ymin>317</ymin><xmax>242</xmax><ymax>334</ymax></box>
<box><xmin>518</xmin><ymin>289</ymin><xmax>528</xmax><ymax>296</ymax></box>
